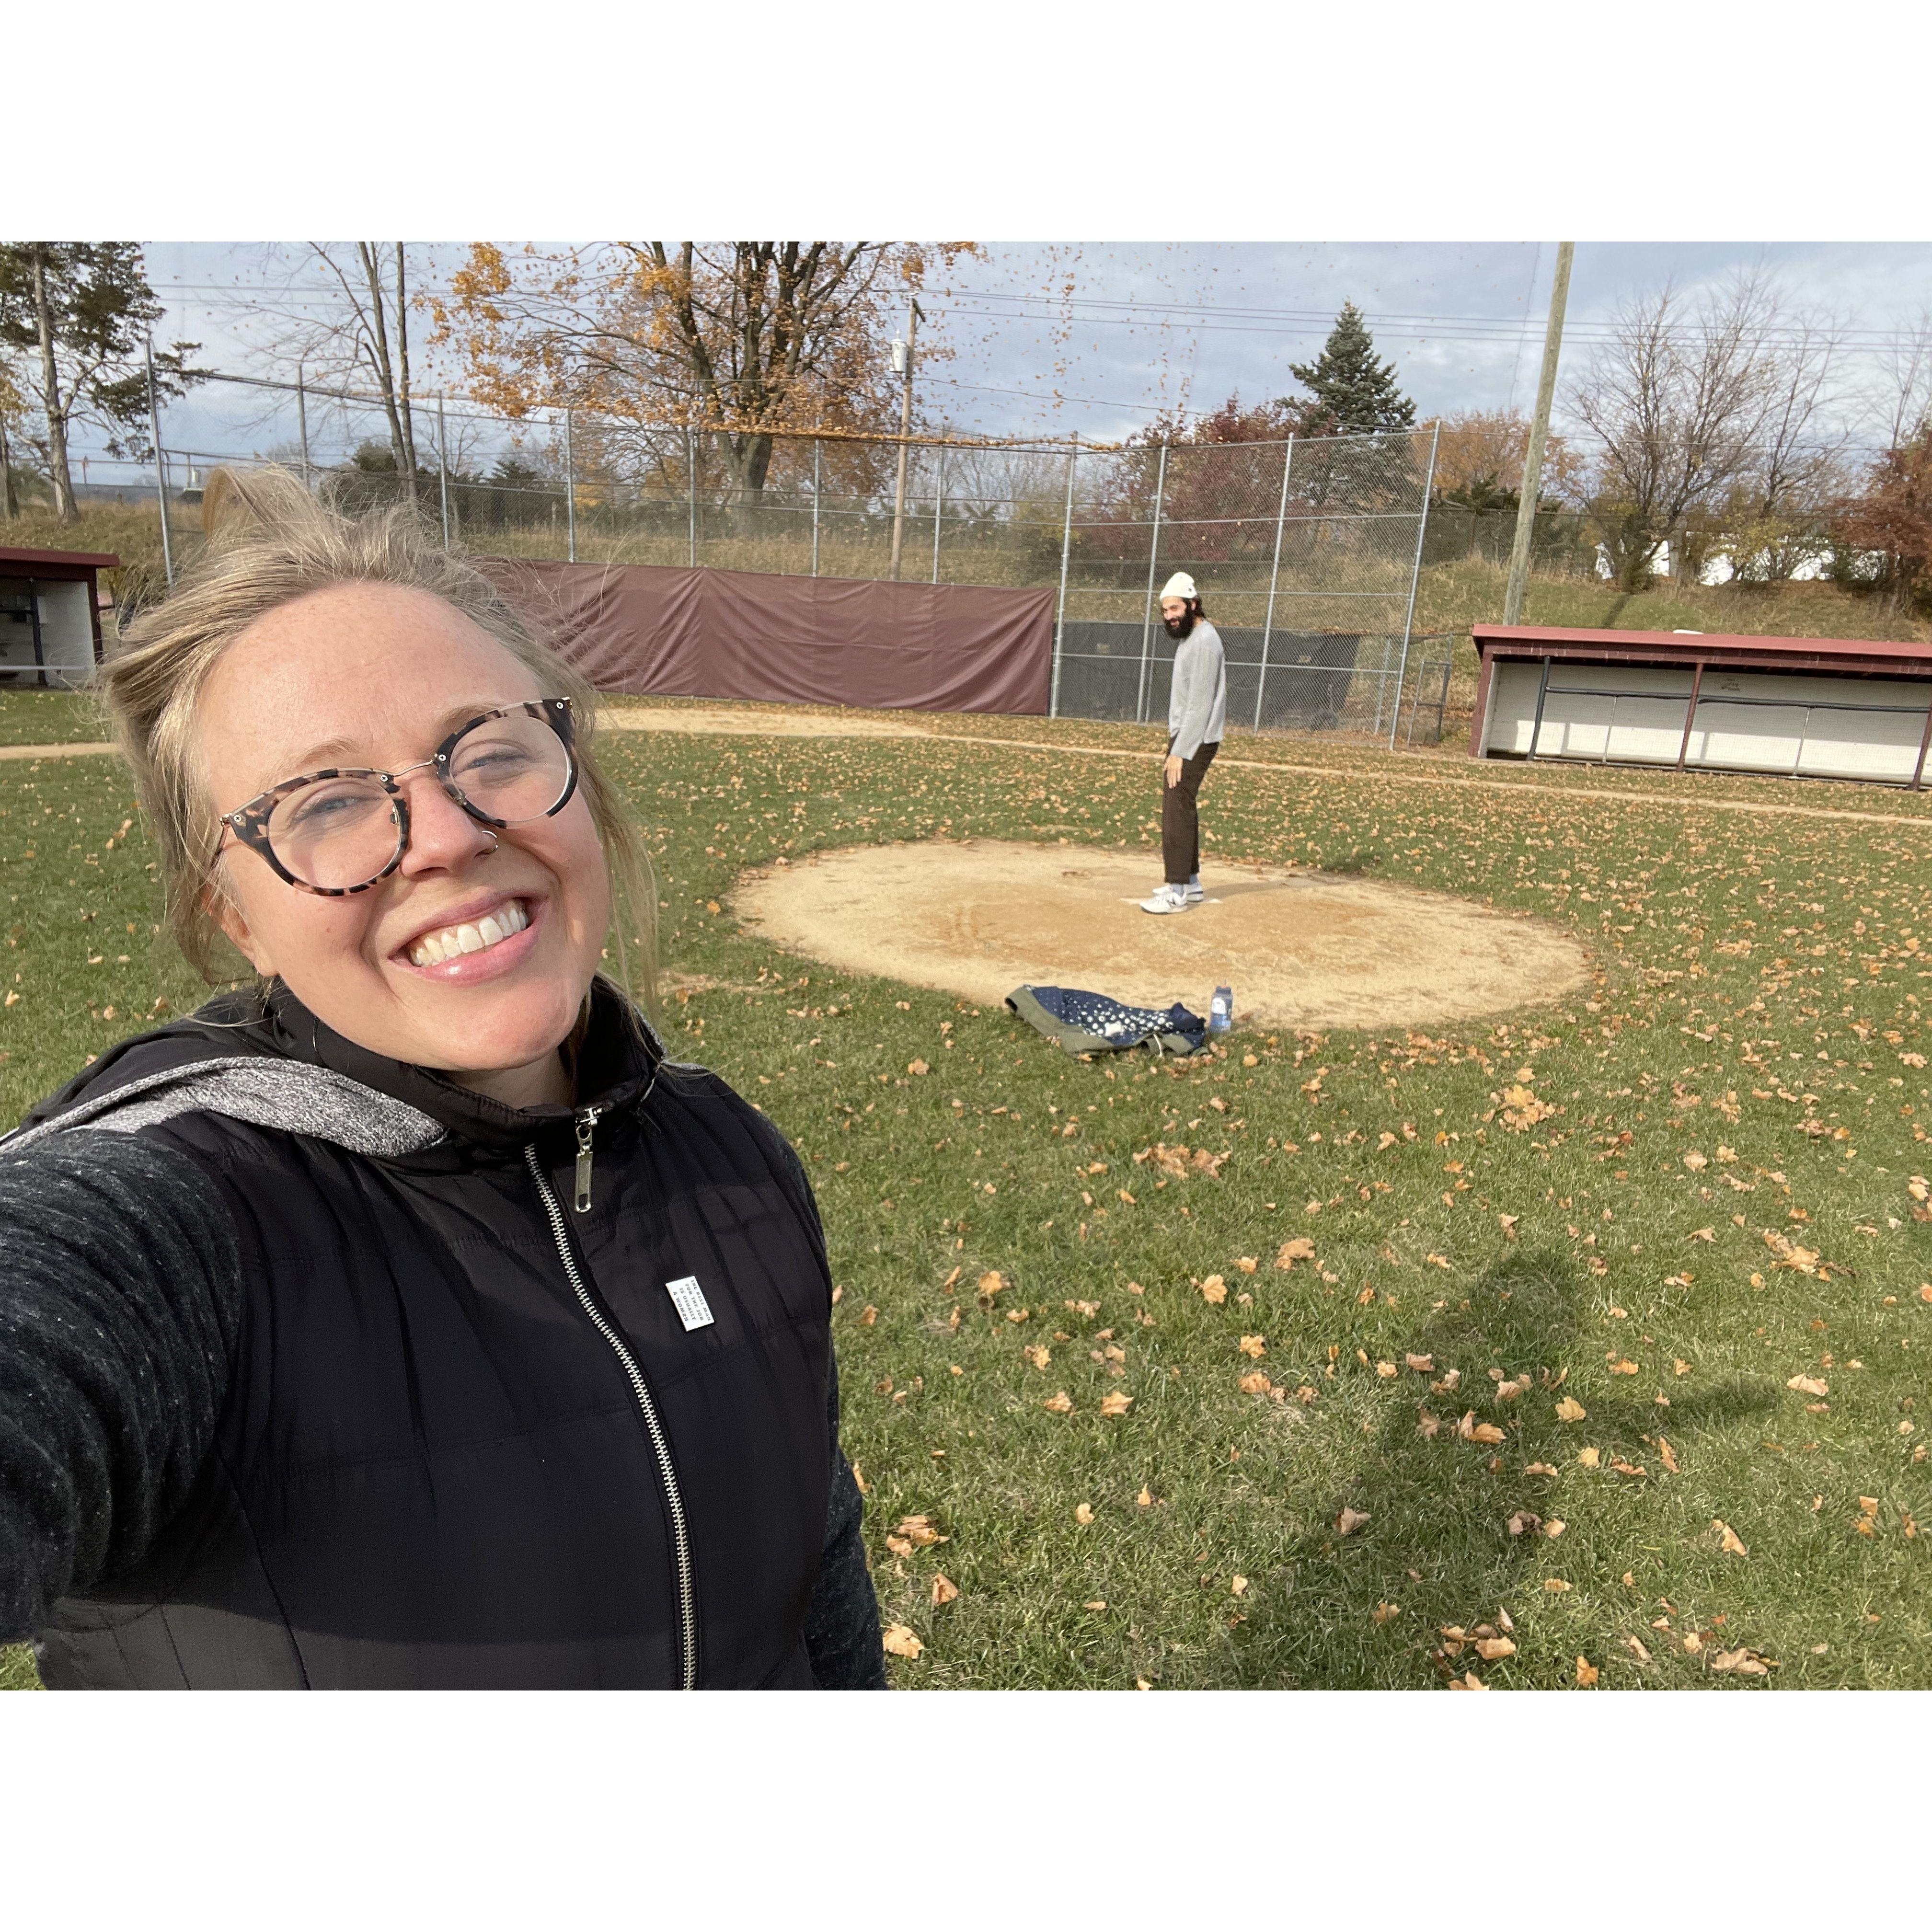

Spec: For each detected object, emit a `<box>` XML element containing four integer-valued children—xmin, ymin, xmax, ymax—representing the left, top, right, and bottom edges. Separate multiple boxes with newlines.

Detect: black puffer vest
<box><xmin>15</xmin><ymin>984</ymin><xmax>833</xmax><ymax>1689</ymax></box>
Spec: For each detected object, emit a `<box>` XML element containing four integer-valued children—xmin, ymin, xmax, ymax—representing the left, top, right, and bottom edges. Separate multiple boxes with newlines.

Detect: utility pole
<box><xmin>1502</xmin><ymin>241</ymin><xmax>1575</xmax><ymax>629</ymax></box>
<box><xmin>888</xmin><ymin>300</ymin><xmax>923</xmax><ymax>581</ymax></box>
<box><xmin>146</xmin><ymin>334</ymin><xmax>174</xmax><ymax>588</ymax></box>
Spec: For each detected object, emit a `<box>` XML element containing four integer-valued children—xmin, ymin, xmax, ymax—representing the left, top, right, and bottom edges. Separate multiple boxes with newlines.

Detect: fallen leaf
<box><xmin>1577</xmin><ymin>1447</ymin><xmax>1601</xmax><ymax>1468</ymax></box>
<box><xmin>1576</xmin><ymin>1656</ymin><xmax>1600</xmax><ymax>1687</ymax></box>
<box><xmin>1238</xmin><ymin>1334</ymin><xmax>1267</xmax><ymax>1358</ymax></box>
<box><xmin>1710</xmin><ymin>1647</ymin><xmax>1776</xmax><ymax>1676</ymax></box>
<box><xmin>1508</xmin><ymin>1510</ymin><xmax>1543</xmax><ymax>1537</ymax></box>
<box><xmin>1404</xmin><ymin>1352</ymin><xmax>1435</xmax><ymax>1373</ymax></box>
<box><xmin>1683</xmin><ymin>1151</ymin><xmax>1709</xmax><ymax>1172</ymax></box>
<box><xmin>1371</xmin><ymin>1601</ymin><xmax>1401</xmax><ymax>1624</ymax></box>
<box><xmin>1023</xmin><ymin>1344</ymin><xmax>1051</xmax><ymax>1368</ymax></box>
<box><xmin>1623</xmin><ymin>1634</ymin><xmax>1652</xmax><ymax>1663</ymax></box>
<box><xmin>1786</xmin><ymin>1374</ymin><xmax>1829</xmax><ymax>1397</ymax></box>
<box><xmin>1545</xmin><ymin>1520</ymin><xmax>1567</xmax><ymax>1539</ymax></box>
<box><xmin>1658</xmin><ymin>1437</ymin><xmax>1679</xmax><ymax>1473</ymax></box>
<box><xmin>977</xmin><ymin>1271</ymin><xmax>1004</xmax><ymax>1298</ymax></box>
<box><xmin>1073</xmin><ymin>1502</ymin><xmax>1094</xmax><ymax>1525</ymax></box>
<box><xmin>1376</xmin><ymin>1360</ymin><xmax>1399</xmax><ymax>1380</ymax></box>
<box><xmin>1473</xmin><ymin>1636</ymin><xmax>1516</xmax><ymax>1660</ymax></box>
<box><xmin>1235</xmin><ymin>1255</ymin><xmax>1258</xmax><ymax>1274</ymax></box>
<box><xmin>930</xmin><ymin>1574</ymin><xmax>959</xmax><ymax>1607</ymax></box>
<box><xmin>882</xmin><ymin>1624</ymin><xmax>924</xmax><ymax>1659</ymax></box>
<box><xmin>1137</xmin><ymin>1485</ymin><xmax>1154</xmax><ymax>1507</ymax></box>
<box><xmin>1238</xmin><ymin>1371</ymin><xmax>1274</xmax><ymax>1396</ymax></box>
<box><xmin>1201</xmin><ymin>1274</ymin><xmax>1229</xmax><ymax>1304</ymax></box>
<box><xmin>1043</xmin><ymin>1391</ymin><xmax>1073</xmax><ymax>1413</ymax></box>
<box><xmin>894</xmin><ymin>1515</ymin><xmax>947</xmax><ymax>1546</ymax></box>
<box><xmin>1710</xmin><ymin>1518</ymin><xmax>1749</xmax><ymax>1557</ymax></box>
<box><xmin>1230</xmin><ymin>1576</ymin><xmax>1249</xmax><ymax>1597</ymax></box>
<box><xmin>1524</xmin><ymin>1461</ymin><xmax>1558</xmax><ymax>1476</ymax></box>
<box><xmin>1447</xmin><ymin>1671</ymin><xmax>1489</xmax><ymax>1691</ymax></box>
<box><xmin>1415</xmin><ymin>1406</ymin><xmax>1442</xmax><ymax>1438</ymax></box>
<box><xmin>1608</xmin><ymin>1358</ymin><xmax>1639</xmax><ymax>1376</ymax></box>
<box><xmin>1335</xmin><ymin>1506</ymin><xmax>1370</xmax><ymax>1536</ymax></box>
<box><xmin>885</xmin><ymin>1535</ymin><xmax>914</xmax><ymax>1557</ymax></box>
<box><xmin>1544</xmin><ymin>1578</ymin><xmax>1572</xmax><ymax>1593</ymax></box>
<box><xmin>1555</xmin><ymin>1396</ymin><xmax>1588</xmax><ymax>1422</ymax></box>
<box><xmin>1431</xmin><ymin>1368</ymin><xmax>1462</xmax><ymax>1394</ymax></box>
<box><xmin>1099</xmin><ymin>1391</ymin><xmax>1133</xmax><ymax>1416</ymax></box>
<box><xmin>907</xmin><ymin>1058</ymin><xmax>929</xmax><ymax>1076</ymax></box>
<box><xmin>1457</xmin><ymin>1411</ymin><xmax>1506</xmax><ymax>1445</ymax></box>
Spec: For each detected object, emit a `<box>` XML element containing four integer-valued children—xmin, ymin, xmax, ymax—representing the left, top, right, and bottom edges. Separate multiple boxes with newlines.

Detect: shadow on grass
<box><xmin>1212</xmin><ymin>1244</ymin><xmax>1784</xmax><ymax>1688</ymax></box>
<box><xmin>1209</xmin><ymin>1246</ymin><xmax>1576</xmax><ymax>1687</ymax></box>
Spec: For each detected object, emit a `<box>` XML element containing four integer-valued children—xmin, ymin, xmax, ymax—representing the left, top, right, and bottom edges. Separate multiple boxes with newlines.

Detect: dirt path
<box><xmin>734</xmin><ymin>840</ymin><xmax>1592</xmax><ymax>1031</ymax></box>
<box><xmin>0</xmin><ymin>742</ymin><xmax>116</xmax><ymax>761</ymax></box>
<box><xmin>599</xmin><ymin>705</ymin><xmax>926</xmax><ymax>740</ymax></box>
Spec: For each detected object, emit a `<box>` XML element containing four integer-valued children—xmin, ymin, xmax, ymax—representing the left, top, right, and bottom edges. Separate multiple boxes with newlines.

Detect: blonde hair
<box><xmin>98</xmin><ymin>466</ymin><xmax>656</xmax><ymax>1013</ymax></box>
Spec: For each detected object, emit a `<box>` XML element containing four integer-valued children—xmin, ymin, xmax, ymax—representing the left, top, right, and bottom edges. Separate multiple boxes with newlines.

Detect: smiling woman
<box><xmin>0</xmin><ymin>469</ymin><xmax>884</xmax><ymax>1690</ymax></box>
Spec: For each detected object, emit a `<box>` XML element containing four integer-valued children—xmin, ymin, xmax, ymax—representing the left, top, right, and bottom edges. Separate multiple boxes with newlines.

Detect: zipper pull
<box><xmin>573</xmin><ymin>1105</ymin><xmax>601</xmax><ymax>1212</ymax></box>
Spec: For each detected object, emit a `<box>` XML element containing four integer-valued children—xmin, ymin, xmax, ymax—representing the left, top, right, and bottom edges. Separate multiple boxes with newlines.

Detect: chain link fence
<box><xmin>95</xmin><ymin>374</ymin><xmax>1450</xmax><ymax>740</ymax></box>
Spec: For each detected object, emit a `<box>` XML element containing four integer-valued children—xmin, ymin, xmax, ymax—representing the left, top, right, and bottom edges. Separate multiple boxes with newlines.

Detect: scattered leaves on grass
<box><xmin>1457</xmin><ymin>1411</ymin><xmax>1506</xmax><ymax>1445</ymax></box>
<box><xmin>1275</xmin><ymin>1237</ymin><xmax>1317</xmax><ymax>1270</ymax></box>
<box><xmin>882</xmin><ymin>1625</ymin><xmax>923</xmax><ymax>1659</ymax></box>
<box><xmin>1710</xmin><ymin>1647</ymin><xmax>1777</xmax><ymax>1676</ymax></box>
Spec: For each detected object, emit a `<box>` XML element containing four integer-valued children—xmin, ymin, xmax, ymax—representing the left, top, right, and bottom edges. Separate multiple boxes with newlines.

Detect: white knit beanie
<box><xmin>1160</xmin><ymin>572</ymin><xmax>1198</xmax><ymax>601</ymax></box>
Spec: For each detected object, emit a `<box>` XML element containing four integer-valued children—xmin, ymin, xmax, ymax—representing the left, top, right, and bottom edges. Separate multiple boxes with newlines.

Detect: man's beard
<box><xmin>1163</xmin><ymin>609</ymin><xmax>1196</xmax><ymax>639</ymax></box>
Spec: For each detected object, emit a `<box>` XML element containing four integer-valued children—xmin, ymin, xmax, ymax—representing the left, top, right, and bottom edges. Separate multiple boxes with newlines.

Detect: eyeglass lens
<box><xmin>264</xmin><ymin>710</ymin><xmax>572</xmax><ymax>891</ymax></box>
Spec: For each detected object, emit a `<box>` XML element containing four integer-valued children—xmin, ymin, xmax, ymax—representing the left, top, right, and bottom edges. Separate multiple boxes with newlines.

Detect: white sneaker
<box><xmin>1183</xmin><ymin>880</ymin><xmax>1205</xmax><ymax>905</ymax></box>
<box><xmin>1140</xmin><ymin>884</ymin><xmax>1192</xmax><ymax>915</ymax></box>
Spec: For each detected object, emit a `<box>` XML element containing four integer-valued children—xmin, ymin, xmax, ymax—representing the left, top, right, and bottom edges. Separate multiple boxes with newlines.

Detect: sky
<box><xmin>96</xmin><ymin>239</ymin><xmax>1932</xmax><ymax>485</ymax></box>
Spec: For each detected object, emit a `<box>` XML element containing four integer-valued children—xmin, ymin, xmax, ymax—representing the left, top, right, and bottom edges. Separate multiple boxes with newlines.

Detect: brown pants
<box><xmin>1162</xmin><ymin>738</ymin><xmax>1219</xmax><ymax>885</ymax></box>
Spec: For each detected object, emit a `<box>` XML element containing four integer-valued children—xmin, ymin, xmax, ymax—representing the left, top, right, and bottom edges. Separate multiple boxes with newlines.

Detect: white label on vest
<box><xmin>665</xmin><ymin>1275</ymin><xmax>715</xmax><ymax>1332</ymax></box>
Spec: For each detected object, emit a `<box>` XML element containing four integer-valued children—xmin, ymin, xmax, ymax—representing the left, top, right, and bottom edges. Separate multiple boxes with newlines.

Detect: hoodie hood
<box><xmin>6</xmin><ymin>977</ymin><xmax>669</xmax><ymax>1162</ymax></box>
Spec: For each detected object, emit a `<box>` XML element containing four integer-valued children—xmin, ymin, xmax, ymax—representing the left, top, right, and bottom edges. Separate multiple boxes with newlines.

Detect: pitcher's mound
<box><xmin>733</xmin><ymin>840</ymin><xmax>1590</xmax><ymax>1031</ymax></box>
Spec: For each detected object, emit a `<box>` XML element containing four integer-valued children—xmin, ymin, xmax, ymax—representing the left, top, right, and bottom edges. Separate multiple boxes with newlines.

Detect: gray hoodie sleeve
<box><xmin>0</xmin><ymin>1132</ymin><xmax>241</xmax><ymax>1643</ymax></box>
<box><xmin>1169</xmin><ymin>628</ymin><xmax>1226</xmax><ymax>761</ymax></box>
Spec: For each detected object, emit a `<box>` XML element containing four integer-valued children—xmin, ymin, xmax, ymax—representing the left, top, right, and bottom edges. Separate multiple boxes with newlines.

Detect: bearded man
<box><xmin>1139</xmin><ymin>572</ymin><xmax>1226</xmax><ymax>915</ymax></box>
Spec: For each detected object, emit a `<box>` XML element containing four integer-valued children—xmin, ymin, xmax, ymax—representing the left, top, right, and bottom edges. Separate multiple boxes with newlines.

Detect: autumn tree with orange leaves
<box><xmin>428</xmin><ymin>242</ymin><xmax>976</xmax><ymax>501</ymax></box>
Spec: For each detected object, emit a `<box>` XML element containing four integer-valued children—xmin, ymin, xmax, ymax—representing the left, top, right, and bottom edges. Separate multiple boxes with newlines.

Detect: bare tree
<box><xmin>241</xmin><ymin>244</ymin><xmax>426</xmax><ymax>497</ymax></box>
<box><xmin>1570</xmin><ymin>274</ymin><xmax>1786</xmax><ymax>590</ymax></box>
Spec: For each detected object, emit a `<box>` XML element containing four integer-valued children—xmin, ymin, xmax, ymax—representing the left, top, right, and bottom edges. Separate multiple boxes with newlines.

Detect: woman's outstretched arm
<box><xmin>0</xmin><ymin>1133</ymin><xmax>241</xmax><ymax>1643</ymax></box>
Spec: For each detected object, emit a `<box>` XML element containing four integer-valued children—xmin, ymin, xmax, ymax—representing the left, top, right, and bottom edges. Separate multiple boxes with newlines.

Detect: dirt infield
<box><xmin>599</xmin><ymin>705</ymin><xmax>926</xmax><ymax>739</ymax></box>
<box><xmin>732</xmin><ymin>840</ymin><xmax>1592</xmax><ymax>1031</ymax></box>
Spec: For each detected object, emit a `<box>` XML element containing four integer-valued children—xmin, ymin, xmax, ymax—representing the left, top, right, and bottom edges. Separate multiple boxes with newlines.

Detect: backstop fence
<box><xmin>107</xmin><ymin>371</ymin><xmax>1447</xmax><ymax>740</ymax></box>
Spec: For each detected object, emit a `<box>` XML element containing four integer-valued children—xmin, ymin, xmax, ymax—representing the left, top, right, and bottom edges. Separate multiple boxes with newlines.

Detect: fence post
<box><xmin>811</xmin><ymin>437</ymin><xmax>821</xmax><ymax>578</ymax></box>
<box><xmin>296</xmin><ymin>363</ymin><xmax>311</xmax><ymax>489</ymax></box>
<box><xmin>145</xmin><ymin>334</ymin><xmax>173</xmax><ymax>588</ymax></box>
<box><xmin>1388</xmin><ymin>420</ymin><xmax>1439</xmax><ymax>750</ymax></box>
<box><xmin>931</xmin><ymin>443</ymin><xmax>945</xmax><ymax>585</ymax></box>
<box><xmin>436</xmin><ymin>393</ymin><xmax>450</xmax><ymax>550</ymax></box>
<box><xmin>563</xmin><ymin>407</ymin><xmax>577</xmax><ymax>564</ymax></box>
<box><xmin>1049</xmin><ymin>437</ymin><xmax>1078</xmax><ymax>721</ymax></box>
<box><xmin>1254</xmin><ymin>436</ymin><xmax>1294</xmax><ymax>732</ymax></box>
<box><xmin>1134</xmin><ymin>441</ymin><xmax>1170</xmax><ymax>727</ymax></box>
<box><xmin>687</xmin><ymin>427</ymin><xmax>698</xmax><ymax>567</ymax></box>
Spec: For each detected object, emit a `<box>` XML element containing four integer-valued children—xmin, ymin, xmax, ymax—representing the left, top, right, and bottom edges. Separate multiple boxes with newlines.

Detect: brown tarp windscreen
<box><xmin>483</xmin><ymin>558</ymin><xmax>1054</xmax><ymax>715</ymax></box>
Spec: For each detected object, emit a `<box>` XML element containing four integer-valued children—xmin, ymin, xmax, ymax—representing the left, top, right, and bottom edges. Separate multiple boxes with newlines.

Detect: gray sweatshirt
<box><xmin>1168</xmin><ymin>621</ymin><xmax>1227</xmax><ymax>760</ymax></box>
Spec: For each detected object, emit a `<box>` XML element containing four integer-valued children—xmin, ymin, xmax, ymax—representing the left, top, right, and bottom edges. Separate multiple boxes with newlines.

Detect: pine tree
<box><xmin>1282</xmin><ymin>302</ymin><xmax>1416</xmax><ymax>435</ymax></box>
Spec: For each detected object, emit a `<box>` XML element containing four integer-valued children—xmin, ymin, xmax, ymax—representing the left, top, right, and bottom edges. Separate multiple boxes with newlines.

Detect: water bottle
<box><xmin>1209</xmin><ymin>985</ymin><xmax>1233</xmax><ymax>1035</ymax></box>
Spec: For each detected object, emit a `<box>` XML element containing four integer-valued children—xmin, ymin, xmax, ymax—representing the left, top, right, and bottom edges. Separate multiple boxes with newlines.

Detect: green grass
<box><xmin>2</xmin><ymin>712</ymin><xmax>1928</xmax><ymax>1690</ymax></box>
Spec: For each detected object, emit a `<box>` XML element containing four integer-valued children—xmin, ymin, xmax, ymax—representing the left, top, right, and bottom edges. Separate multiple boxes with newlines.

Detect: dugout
<box><xmin>0</xmin><ymin>545</ymin><xmax>119</xmax><ymax>689</ymax></box>
<box><xmin>1470</xmin><ymin>623</ymin><xmax>1932</xmax><ymax>788</ymax></box>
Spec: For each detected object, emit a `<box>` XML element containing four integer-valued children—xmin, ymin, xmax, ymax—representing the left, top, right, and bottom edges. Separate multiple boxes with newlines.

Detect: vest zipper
<box><xmin>573</xmin><ymin>1104</ymin><xmax>601</xmax><ymax>1212</ymax></box>
<box><xmin>524</xmin><ymin>1140</ymin><xmax>697</xmax><ymax>1690</ymax></box>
